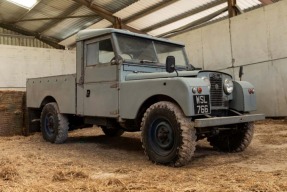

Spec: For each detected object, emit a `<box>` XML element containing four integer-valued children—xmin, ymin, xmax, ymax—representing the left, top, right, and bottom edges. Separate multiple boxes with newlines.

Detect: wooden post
<box><xmin>227</xmin><ymin>0</ymin><xmax>237</xmax><ymax>18</ymax></box>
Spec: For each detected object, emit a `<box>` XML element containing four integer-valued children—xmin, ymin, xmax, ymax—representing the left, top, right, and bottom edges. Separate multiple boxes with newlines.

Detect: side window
<box><xmin>99</xmin><ymin>39</ymin><xmax>114</xmax><ymax>63</ymax></box>
<box><xmin>86</xmin><ymin>38</ymin><xmax>114</xmax><ymax>66</ymax></box>
<box><xmin>86</xmin><ymin>42</ymin><xmax>99</xmax><ymax>66</ymax></box>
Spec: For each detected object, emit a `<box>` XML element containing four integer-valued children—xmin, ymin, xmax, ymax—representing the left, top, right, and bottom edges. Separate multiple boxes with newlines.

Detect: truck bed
<box><xmin>26</xmin><ymin>74</ymin><xmax>76</xmax><ymax>114</ymax></box>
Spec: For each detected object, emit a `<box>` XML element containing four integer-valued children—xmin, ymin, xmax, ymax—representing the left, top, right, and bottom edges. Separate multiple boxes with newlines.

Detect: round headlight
<box><xmin>201</xmin><ymin>77</ymin><xmax>211</xmax><ymax>90</ymax></box>
<box><xmin>224</xmin><ymin>79</ymin><xmax>234</xmax><ymax>94</ymax></box>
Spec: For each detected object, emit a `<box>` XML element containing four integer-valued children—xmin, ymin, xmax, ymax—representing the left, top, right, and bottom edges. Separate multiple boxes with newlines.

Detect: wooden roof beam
<box><xmin>227</xmin><ymin>0</ymin><xmax>237</xmax><ymax>17</ymax></box>
<box><xmin>72</xmin><ymin>0</ymin><xmax>143</xmax><ymax>33</ymax></box>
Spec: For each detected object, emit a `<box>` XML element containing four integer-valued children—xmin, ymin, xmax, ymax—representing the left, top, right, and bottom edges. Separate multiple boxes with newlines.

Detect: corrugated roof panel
<box><xmin>148</xmin><ymin>3</ymin><xmax>227</xmax><ymax>36</ymax></box>
<box><xmin>42</xmin><ymin>0</ymin><xmax>138</xmax><ymax>40</ymax></box>
<box><xmin>22</xmin><ymin>0</ymin><xmax>75</xmax><ymax>19</ymax></box>
<box><xmin>128</xmin><ymin>0</ymin><xmax>219</xmax><ymax>30</ymax></box>
<box><xmin>41</xmin><ymin>5</ymin><xmax>101</xmax><ymax>39</ymax></box>
<box><xmin>17</xmin><ymin>20</ymin><xmax>52</xmax><ymax>32</ymax></box>
<box><xmin>114</xmin><ymin>0</ymin><xmax>162</xmax><ymax>20</ymax></box>
<box><xmin>70</xmin><ymin>5</ymin><xmax>95</xmax><ymax>16</ymax></box>
<box><xmin>92</xmin><ymin>0</ymin><xmax>138</xmax><ymax>13</ymax></box>
<box><xmin>0</xmin><ymin>0</ymin><xmax>28</xmax><ymax>21</ymax></box>
<box><xmin>49</xmin><ymin>0</ymin><xmax>137</xmax><ymax>40</ymax></box>
<box><xmin>43</xmin><ymin>16</ymin><xmax>102</xmax><ymax>40</ymax></box>
<box><xmin>85</xmin><ymin>19</ymin><xmax>111</xmax><ymax>29</ymax></box>
<box><xmin>146</xmin><ymin>0</ymin><xmax>262</xmax><ymax>36</ymax></box>
<box><xmin>1</xmin><ymin>0</ymin><xmax>266</xmax><ymax>48</ymax></box>
<box><xmin>16</xmin><ymin>0</ymin><xmax>79</xmax><ymax>31</ymax></box>
<box><xmin>237</xmin><ymin>0</ymin><xmax>261</xmax><ymax>9</ymax></box>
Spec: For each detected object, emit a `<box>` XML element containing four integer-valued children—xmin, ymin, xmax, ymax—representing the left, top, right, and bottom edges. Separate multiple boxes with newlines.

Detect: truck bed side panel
<box><xmin>26</xmin><ymin>74</ymin><xmax>76</xmax><ymax>114</ymax></box>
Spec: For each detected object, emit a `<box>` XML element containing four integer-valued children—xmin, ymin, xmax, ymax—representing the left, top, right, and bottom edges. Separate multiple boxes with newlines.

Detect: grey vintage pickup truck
<box><xmin>27</xmin><ymin>28</ymin><xmax>264</xmax><ymax>167</ymax></box>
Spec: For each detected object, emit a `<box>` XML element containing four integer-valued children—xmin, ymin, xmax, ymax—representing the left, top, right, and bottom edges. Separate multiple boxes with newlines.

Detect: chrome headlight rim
<box><xmin>223</xmin><ymin>78</ymin><xmax>234</xmax><ymax>94</ymax></box>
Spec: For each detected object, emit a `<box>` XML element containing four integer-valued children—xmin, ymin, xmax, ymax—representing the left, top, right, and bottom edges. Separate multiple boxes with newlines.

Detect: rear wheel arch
<box><xmin>40</xmin><ymin>96</ymin><xmax>57</xmax><ymax>109</ymax></box>
<box><xmin>27</xmin><ymin>96</ymin><xmax>58</xmax><ymax>135</ymax></box>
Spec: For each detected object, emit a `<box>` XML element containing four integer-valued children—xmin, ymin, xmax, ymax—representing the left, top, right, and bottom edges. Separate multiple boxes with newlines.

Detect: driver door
<box><xmin>83</xmin><ymin>35</ymin><xmax>119</xmax><ymax>117</ymax></box>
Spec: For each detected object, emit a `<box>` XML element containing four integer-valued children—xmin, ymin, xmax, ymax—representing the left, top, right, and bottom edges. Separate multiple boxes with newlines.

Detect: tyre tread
<box><xmin>40</xmin><ymin>102</ymin><xmax>69</xmax><ymax>144</ymax></box>
<box><xmin>208</xmin><ymin>122</ymin><xmax>254</xmax><ymax>152</ymax></box>
<box><xmin>141</xmin><ymin>101</ymin><xmax>196</xmax><ymax>167</ymax></box>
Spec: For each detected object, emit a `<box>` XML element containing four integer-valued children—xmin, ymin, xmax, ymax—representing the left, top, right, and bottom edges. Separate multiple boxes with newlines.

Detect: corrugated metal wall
<box><xmin>0</xmin><ymin>27</ymin><xmax>53</xmax><ymax>49</ymax></box>
<box><xmin>171</xmin><ymin>1</ymin><xmax>287</xmax><ymax>117</ymax></box>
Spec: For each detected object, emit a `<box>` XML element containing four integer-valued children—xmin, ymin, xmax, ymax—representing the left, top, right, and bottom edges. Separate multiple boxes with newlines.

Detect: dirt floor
<box><xmin>0</xmin><ymin>119</ymin><xmax>286</xmax><ymax>192</ymax></box>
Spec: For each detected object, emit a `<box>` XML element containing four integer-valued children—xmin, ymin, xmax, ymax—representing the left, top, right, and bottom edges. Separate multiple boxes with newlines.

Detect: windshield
<box><xmin>116</xmin><ymin>34</ymin><xmax>188</xmax><ymax>67</ymax></box>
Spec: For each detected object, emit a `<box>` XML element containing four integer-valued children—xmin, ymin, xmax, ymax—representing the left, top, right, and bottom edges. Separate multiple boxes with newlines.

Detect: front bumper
<box><xmin>194</xmin><ymin>114</ymin><xmax>265</xmax><ymax>128</ymax></box>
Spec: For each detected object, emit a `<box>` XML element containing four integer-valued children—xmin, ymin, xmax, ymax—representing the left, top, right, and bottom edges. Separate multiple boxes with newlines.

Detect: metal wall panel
<box><xmin>202</xmin><ymin>19</ymin><xmax>232</xmax><ymax>70</ymax></box>
<box><xmin>265</xmin><ymin>0</ymin><xmax>287</xmax><ymax>60</ymax></box>
<box><xmin>171</xmin><ymin>1</ymin><xmax>287</xmax><ymax>116</ymax></box>
<box><xmin>231</xmin><ymin>8</ymin><xmax>271</xmax><ymax>66</ymax></box>
<box><xmin>0</xmin><ymin>27</ymin><xmax>53</xmax><ymax>48</ymax></box>
<box><xmin>172</xmin><ymin>27</ymin><xmax>204</xmax><ymax>69</ymax></box>
<box><xmin>0</xmin><ymin>44</ymin><xmax>76</xmax><ymax>89</ymax></box>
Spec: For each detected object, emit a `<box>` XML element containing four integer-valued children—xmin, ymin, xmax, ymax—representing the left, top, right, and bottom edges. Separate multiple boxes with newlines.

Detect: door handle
<box><xmin>86</xmin><ymin>90</ymin><xmax>90</xmax><ymax>97</ymax></box>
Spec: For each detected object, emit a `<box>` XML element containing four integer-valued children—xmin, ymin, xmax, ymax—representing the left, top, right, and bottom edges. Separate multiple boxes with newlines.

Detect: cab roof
<box><xmin>76</xmin><ymin>28</ymin><xmax>184</xmax><ymax>46</ymax></box>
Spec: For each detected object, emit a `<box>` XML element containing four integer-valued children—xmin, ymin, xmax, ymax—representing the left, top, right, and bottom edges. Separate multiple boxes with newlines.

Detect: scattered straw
<box><xmin>52</xmin><ymin>170</ymin><xmax>88</xmax><ymax>182</ymax></box>
<box><xmin>0</xmin><ymin>166</ymin><xmax>19</xmax><ymax>181</ymax></box>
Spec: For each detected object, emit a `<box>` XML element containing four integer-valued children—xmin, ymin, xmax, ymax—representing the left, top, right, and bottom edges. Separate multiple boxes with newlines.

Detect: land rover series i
<box><xmin>27</xmin><ymin>28</ymin><xmax>264</xmax><ymax>167</ymax></box>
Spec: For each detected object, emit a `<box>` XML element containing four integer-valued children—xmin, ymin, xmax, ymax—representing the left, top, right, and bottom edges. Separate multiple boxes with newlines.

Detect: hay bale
<box><xmin>0</xmin><ymin>91</ymin><xmax>26</xmax><ymax>136</ymax></box>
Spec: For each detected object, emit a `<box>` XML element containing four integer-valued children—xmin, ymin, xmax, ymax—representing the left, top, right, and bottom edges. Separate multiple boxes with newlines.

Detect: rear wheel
<box><xmin>208</xmin><ymin>122</ymin><xmax>254</xmax><ymax>152</ymax></box>
<box><xmin>141</xmin><ymin>101</ymin><xmax>196</xmax><ymax>167</ymax></box>
<box><xmin>40</xmin><ymin>102</ymin><xmax>69</xmax><ymax>144</ymax></box>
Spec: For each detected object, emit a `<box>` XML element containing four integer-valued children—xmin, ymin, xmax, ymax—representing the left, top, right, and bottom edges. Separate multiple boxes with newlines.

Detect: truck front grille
<box><xmin>209</xmin><ymin>73</ymin><xmax>223</xmax><ymax>107</ymax></box>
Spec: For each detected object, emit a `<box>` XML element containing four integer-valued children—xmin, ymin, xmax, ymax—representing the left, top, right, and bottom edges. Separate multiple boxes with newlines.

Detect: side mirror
<box><xmin>166</xmin><ymin>56</ymin><xmax>175</xmax><ymax>73</ymax></box>
<box><xmin>110</xmin><ymin>55</ymin><xmax>123</xmax><ymax>65</ymax></box>
<box><xmin>111</xmin><ymin>58</ymin><xmax>117</xmax><ymax>65</ymax></box>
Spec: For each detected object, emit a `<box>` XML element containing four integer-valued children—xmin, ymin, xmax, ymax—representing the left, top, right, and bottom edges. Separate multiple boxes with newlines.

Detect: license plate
<box><xmin>193</xmin><ymin>95</ymin><xmax>211</xmax><ymax>115</ymax></box>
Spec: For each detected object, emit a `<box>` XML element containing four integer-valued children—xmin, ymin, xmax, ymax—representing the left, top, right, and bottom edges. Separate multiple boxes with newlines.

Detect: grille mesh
<box><xmin>209</xmin><ymin>73</ymin><xmax>223</xmax><ymax>107</ymax></box>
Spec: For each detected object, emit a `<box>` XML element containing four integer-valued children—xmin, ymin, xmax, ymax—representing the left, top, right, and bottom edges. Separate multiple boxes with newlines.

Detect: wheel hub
<box><xmin>45</xmin><ymin>113</ymin><xmax>55</xmax><ymax>135</ymax></box>
<box><xmin>151</xmin><ymin>120</ymin><xmax>174</xmax><ymax>152</ymax></box>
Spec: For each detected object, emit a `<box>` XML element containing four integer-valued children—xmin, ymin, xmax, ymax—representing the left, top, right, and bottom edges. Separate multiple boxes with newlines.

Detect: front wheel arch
<box><xmin>136</xmin><ymin>95</ymin><xmax>182</xmax><ymax>128</ymax></box>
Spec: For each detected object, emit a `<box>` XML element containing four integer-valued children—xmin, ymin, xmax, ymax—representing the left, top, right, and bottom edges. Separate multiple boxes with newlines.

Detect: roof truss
<box><xmin>0</xmin><ymin>23</ymin><xmax>65</xmax><ymax>49</ymax></box>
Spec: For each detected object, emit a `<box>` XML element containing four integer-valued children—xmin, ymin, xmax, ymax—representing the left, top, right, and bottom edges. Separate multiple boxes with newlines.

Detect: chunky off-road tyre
<box><xmin>208</xmin><ymin>122</ymin><xmax>254</xmax><ymax>152</ymax></box>
<box><xmin>141</xmin><ymin>101</ymin><xmax>197</xmax><ymax>167</ymax></box>
<box><xmin>40</xmin><ymin>102</ymin><xmax>69</xmax><ymax>144</ymax></box>
<box><xmin>101</xmin><ymin>126</ymin><xmax>124</xmax><ymax>137</ymax></box>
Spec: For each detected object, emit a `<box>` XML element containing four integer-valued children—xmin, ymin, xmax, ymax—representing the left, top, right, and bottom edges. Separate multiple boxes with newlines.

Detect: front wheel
<box><xmin>208</xmin><ymin>122</ymin><xmax>254</xmax><ymax>152</ymax></box>
<box><xmin>141</xmin><ymin>101</ymin><xmax>197</xmax><ymax>167</ymax></box>
<box><xmin>40</xmin><ymin>102</ymin><xmax>69</xmax><ymax>144</ymax></box>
